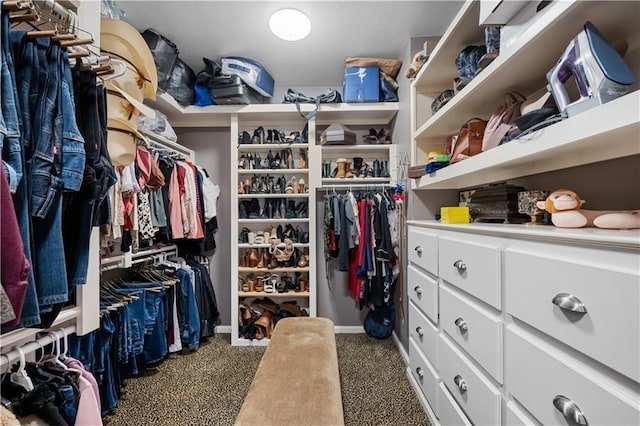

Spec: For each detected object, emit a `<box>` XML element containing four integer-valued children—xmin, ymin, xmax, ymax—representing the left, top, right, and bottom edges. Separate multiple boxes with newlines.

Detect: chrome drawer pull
<box><xmin>416</xmin><ymin>367</ymin><xmax>424</xmax><ymax>379</ymax></box>
<box><xmin>414</xmin><ymin>286</ymin><xmax>422</xmax><ymax>296</ymax></box>
<box><xmin>553</xmin><ymin>395</ymin><xmax>588</xmax><ymax>425</ymax></box>
<box><xmin>415</xmin><ymin>326</ymin><xmax>424</xmax><ymax>337</ymax></box>
<box><xmin>414</xmin><ymin>246</ymin><xmax>423</xmax><ymax>255</ymax></box>
<box><xmin>453</xmin><ymin>375</ymin><xmax>467</xmax><ymax>393</ymax></box>
<box><xmin>453</xmin><ymin>259</ymin><xmax>467</xmax><ymax>272</ymax></box>
<box><xmin>552</xmin><ymin>293</ymin><xmax>588</xmax><ymax>314</ymax></box>
<box><xmin>454</xmin><ymin>317</ymin><xmax>468</xmax><ymax>333</ymax></box>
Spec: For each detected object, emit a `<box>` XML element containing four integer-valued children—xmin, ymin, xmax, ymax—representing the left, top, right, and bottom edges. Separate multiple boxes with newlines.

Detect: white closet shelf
<box><xmin>238</xmin><ymin>243</ymin><xmax>310</xmax><ymax>249</ymax></box>
<box><xmin>407</xmin><ymin>220</ymin><xmax>640</xmax><ymax>250</ymax></box>
<box><xmin>322</xmin><ymin>177</ymin><xmax>391</xmax><ymax>184</ymax></box>
<box><xmin>237</xmin><ymin>169</ymin><xmax>309</xmax><ymax>175</ymax></box>
<box><xmin>413</xmin><ymin>91</ymin><xmax>640</xmax><ymax>190</ymax></box>
<box><xmin>238</xmin><ymin>291</ymin><xmax>311</xmax><ymax>298</ymax></box>
<box><xmin>0</xmin><ymin>307</ymin><xmax>81</xmax><ymax>349</ymax></box>
<box><xmin>238</xmin><ymin>267</ymin><xmax>310</xmax><ymax>273</ymax></box>
<box><xmin>414</xmin><ymin>1</ymin><xmax>639</xmax><ymax>139</ymax></box>
<box><xmin>238</xmin><ymin>218</ymin><xmax>308</xmax><ymax>224</ymax></box>
<box><xmin>238</xmin><ymin>144</ymin><xmax>309</xmax><ymax>151</ymax></box>
<box><xmin>146</xmin><ymin>92</ymin><xmax>399</xmax><ymax>128</ymax></box>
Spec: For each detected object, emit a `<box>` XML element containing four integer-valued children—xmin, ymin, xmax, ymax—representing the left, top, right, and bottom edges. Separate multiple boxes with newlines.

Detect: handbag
<box><xmin>482</xmin><ymin>92</ymin><xmax>526</xmax><ymax>151</ymax></box>
<box><xmin>450</xmin><ymin>118</ymin><xmax>487</xmax><ymax>164</ymax></box>
<box><xmin>283</xmin><ymin>88</ymin><xmax>342</xmax><ymax>120</ymax></box>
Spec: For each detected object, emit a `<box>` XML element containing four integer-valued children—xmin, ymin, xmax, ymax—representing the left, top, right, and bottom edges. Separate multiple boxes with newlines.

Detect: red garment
<box><xmin>136</xmin><ymin>145</ymin><xmax>152</xmax><ymax>189</ymax></box>
<box><xmin>168</xmin><ymin>164</ymin><xmax>184</xmax><ymax>239</ymax></box>
<box><xmin>1</xmin><ymin>169</ymin><xmax>30</xmax><ymax>326</ymax></box>
<box><xmin>347</xmin><ymin>199</ymin><xmax>368</xmax><ymax>300</ymax></box>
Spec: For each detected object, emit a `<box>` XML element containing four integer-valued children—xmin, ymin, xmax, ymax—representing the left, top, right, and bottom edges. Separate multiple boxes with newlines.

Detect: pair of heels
<box><xmin>285</xmin><ymin>177</ymin><xmax>306</xmax><ymax>194</ymax></box>
<box><xmin>363</xmin><ymin>128</ymin><xmax>391</xmax><ymax>144</ymax></box>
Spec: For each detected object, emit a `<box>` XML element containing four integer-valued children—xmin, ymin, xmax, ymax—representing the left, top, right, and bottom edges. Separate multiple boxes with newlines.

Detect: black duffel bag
<box><xmin>141</xmin><ymin>28</ymin><xmax>179</xmax><ymax>87</ymax></box>
<box><xmin>163</xmin><ymin>58</ymin><xmax>195</xmax><ymax>106</ymax></box>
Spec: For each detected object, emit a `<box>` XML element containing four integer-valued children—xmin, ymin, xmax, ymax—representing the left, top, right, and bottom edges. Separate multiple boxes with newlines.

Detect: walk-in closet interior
<box><xmin>1</xmin><ymin>1</ymin><xmax>639</xmax><ymax>425</ymax></box>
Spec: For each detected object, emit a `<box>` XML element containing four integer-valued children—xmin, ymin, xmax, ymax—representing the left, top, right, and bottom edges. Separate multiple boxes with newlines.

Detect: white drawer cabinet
<box><xmin>409</xmin><ymin>301</ymin><xmax>438</xmax><ymax>364</ymax></box>
<box><xmin>408</xmin><ymin>265</ymin><xmax>438</xmax><ymax>324</ymax></box>
<box><xmin>437</xmin><ymin>382</ymin><xmax>472</xmax><ymax>426</ymax></box>
<box><xmin>406</xmin><ymin>221</ymin><xmax>640</xmax><ymax>426</ymax></box>
<box><xmin>408</xmin><ymin>227</ymin><xmax>438</xmax><ymax>275</ymax></box>
<box><xmin>409</xmin><ymin>338</ymin><xmax>440</xmax><ymax>417</ymax></box>
<box><xmin>505</xmin><ymin>247</ymin><xmax>640</xmax><ymax>382</ymax></box>
<box><xmin>438</xmin><ymin>235</ymin><xmax>501</xmax><ymax>309</ymax></box>
<box><xmin>507</xmin><ymin>326</ymin><xmax>640</xmax><ymax>426</ymax></box>
<box><xmin>440</xmin><ymin>285</ymin><xmax>503</xmax><ymax>383</ymax></box>
<box><xmin>438</xmin><ymin>334</ymin><xmax>502</xmax><ymax>426</ymax></box>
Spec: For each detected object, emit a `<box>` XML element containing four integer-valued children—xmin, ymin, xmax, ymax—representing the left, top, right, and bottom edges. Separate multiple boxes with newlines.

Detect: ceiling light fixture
<box><xmin>269</xmin><ymin>9</ymin><xmax>311</xmax><ymax>41</ymax></box>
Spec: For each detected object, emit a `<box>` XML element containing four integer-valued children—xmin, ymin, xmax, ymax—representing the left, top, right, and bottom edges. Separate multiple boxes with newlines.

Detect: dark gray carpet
<box><xmin>104</xmin><ymin>333</ymin><xmax>429</xmax><ymax>426</ymax></box>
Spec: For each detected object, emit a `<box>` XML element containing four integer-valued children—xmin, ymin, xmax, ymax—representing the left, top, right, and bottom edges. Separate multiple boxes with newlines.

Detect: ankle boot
<box><xmin>344</xmin><ymin>161</ymin><xmax>354</xmax><ymax>178</ymax></box>
<box><xmin>380</xmin><ymin>160</ymin><xmax>390</xmax><ymax>178</ymax></box>
<box><xmin>249</xmin><ymin>249</ymin><xmax>260</xmax><ymax>267</ymax></box>
<box><xmin>322</xmin><ymin>162</ymin><xmax>331</xmax><ymax>178</ymax></box>
<box><xmin>286</xmin><ymin>200</ymin><xmax>297</xmax><ymax>219</ymax></box>
<box><xmin>257</xmin><ymin>248</ymin><xmax>265</xmax><ymax>268</ymax></box>
<box><xmin>372</xmin><ymin>160</ymin><xmax>380</xmax><ymax>177</ymax></box>
<box><xmin>295</xmin><ymin>201</ymin><xmax>308</xmax><ymax>218</ymax></box>
<box><xmin>298</xmin><ymin>148</ymin><xmax>307</xmax><ymax>169</ymax></box>
<box><xmin>336</xmin><ymin>158</ymin><xmax>347</xmax><ymax>178</ymax></box>
<box><xmin>248</xmin><ymin>198</ymin><xmax>261</xmax><ymax>219</ymax></box>
<box><xmin>273</xmin><ymin>199</ymin><xmax>282</xmax><ymax>219</ymax></box>
<box><xmin>239</xmin><ymin>201</ymin><xmax>249</xmax><ymax>219</ymax></box>
<box><xmin>352</xmin><ymin>157</ymin><xmax>363</xmax><ymax>177</ymax></box>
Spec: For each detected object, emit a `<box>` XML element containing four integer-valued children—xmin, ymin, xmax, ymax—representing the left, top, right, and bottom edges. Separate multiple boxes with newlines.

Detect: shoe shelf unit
<box><xmin>231</xmin><ymin>111</ymin><xmax>316</xmax><ymax>346</ymax></box>
<box><xmin>407</xmin><ymin>1</ymin><xmax>639</xmax><ymax>425</ymax></box>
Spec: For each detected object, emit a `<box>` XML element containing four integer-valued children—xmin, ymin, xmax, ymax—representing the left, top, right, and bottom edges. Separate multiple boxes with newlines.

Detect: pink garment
<box><xmin>1</xmin><ymin>168</ymin><xmax>30</xmax><ymax>326</ymax></box>
<box><xmin>64</xmin><ymin>357</ymin><xmax>101</xmax><ymax>414</ymax></box>
<box><xmin>73</xmin><ymin>374</ymin><xmax>102</xmax><ymax>426</ymax></box>
<box><xmin>168</xmin><ymin>164</ymin><xmax>184</xmax><ymax>239</ymax></box>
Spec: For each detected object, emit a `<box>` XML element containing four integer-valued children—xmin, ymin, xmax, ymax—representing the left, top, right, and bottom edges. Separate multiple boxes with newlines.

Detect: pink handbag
<box><xmin>482</xmin><ymin>92</ymin><xmax>526</xmax><ymax>152</ymax></box>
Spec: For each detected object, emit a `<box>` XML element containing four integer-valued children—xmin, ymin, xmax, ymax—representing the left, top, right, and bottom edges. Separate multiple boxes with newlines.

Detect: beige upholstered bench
<box><xmin>235</xmin><ymin>317</ymin><xmax>345</xmax><ymax>426</ymax></box>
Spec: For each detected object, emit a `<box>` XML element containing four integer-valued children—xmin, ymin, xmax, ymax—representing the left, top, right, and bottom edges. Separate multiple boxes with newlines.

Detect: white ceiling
<box><xmin>116</xmin><ymin>1</ymin><xmax>464</xmax><ymax>90</ymax></box>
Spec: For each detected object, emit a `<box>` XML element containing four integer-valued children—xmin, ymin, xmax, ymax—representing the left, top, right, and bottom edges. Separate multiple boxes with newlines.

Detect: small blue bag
<box><xmin>364</xmin><ymin>304</ymin><xmax>396</xmax><ymax>340</ymax></box>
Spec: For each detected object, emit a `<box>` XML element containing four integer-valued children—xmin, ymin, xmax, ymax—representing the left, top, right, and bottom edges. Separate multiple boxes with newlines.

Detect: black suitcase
<box><xmin>208</xmin><ymin>75</ymin><xmax>266</xmax><ymax>105</ymax></box>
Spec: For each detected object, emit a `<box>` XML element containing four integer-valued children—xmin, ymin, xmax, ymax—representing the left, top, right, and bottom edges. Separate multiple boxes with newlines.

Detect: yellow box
<box><xmin>440</xmin><ymin>206</ymin><xmax>470</xmax><ymax>224</ymax></box>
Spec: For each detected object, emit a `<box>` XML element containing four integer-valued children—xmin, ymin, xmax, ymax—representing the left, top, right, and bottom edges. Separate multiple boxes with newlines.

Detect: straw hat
<box><xmin>105</xmin><ymin>81</ymin><xmax>156</xmax><ymax>120</ymax></box>
<box><xmin>107</xmin><ymin>117</ymin><xmax>145</xmax><ymax>167</ymax></box>
<box><xmin>101</xmin><ymin>20</ymin><xmax>157</xmax><ymax>100</ymax></box>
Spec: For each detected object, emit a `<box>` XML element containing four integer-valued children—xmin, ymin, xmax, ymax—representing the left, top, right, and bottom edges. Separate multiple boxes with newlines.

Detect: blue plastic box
<box><xmin>343</xmin><ymin>66</ymin><xmax>379</xmax><ymax>102</ymax></box>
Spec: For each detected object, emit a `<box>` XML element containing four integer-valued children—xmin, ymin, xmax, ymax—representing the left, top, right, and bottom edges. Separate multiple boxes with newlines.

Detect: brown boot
<box><xmin>344</xmin><ymin>161</ymin><xmax>354</xmax><ymax>178</ymax></box>
<box><xmin>336</xmin><ymin>158</ymin><xmax>347</xmax><ymax>178</ymax></box>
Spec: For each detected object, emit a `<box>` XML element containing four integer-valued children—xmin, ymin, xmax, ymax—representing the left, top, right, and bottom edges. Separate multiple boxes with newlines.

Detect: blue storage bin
<box><xmin>343</xmin><ymin>66</ymin><xmax>379</xmax><ymax>102</ymax></box>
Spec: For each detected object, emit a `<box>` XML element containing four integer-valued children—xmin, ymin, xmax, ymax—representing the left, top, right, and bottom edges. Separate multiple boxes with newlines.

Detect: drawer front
<box><xmin>408</xmin><ymin>265</ymin><xmax>438</xmax><ymax>323</ymax></box>
<box><xmin>409</xmin><ymin>301</ymin><xmax>438</xmax><ymax>364</ymax></box>
<box><xmin>506</xmin><ymin>400</ymin><xmax>541</xmax><ymax>426</ymax></box>
<box><xmin>507</xmin><ymin>327</ymin><xmax>640</xmax><ymax>426</ymax></box>
<box><xmin>440</xmin><ymin>285</ymin><xmax>503</xmax><ymax>383</ymax></box>
<box><xmin>408</xmin><ymin>227</ymin><xmax>438</xmax><ymax>274</ymax></box>
<box><xmin>439</xmin><ymin>236</ymin><xmax>501</xmax><ymax>309</ymax></box>
<box><xmin>437</xmin><ymin>335</ymin><xmax>502</xmax><ymax>426</ymax></box>
<box><xmin>437</xmin><ymin>382</ymin><xmax>472</xmax><ymax>426</ymax></box>
<box><xmin>505</xmin><ymin>248</ymin><xmax>640</xmax><ymax>382</ymax></box>
<box><xmin>409</xmin><ymin>338</ymin><xmax>439</xmax><ymax>417</ymax></box>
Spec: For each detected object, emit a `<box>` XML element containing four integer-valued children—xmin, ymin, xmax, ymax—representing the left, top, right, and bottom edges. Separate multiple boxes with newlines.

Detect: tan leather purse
<box><xmin>450</xmin><ymin>118</ymin><xmax>487</xmax><ymax>164</ymax></box>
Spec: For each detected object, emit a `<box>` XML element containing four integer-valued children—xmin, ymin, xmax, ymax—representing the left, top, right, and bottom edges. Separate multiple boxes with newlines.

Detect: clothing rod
<box><xmin>0</xmin><ymin>325</ymin><xmax>76</xmax><ymax>370</ymax></box>
<box><xmin>141</xmin><ymin>130</ymin><xmax>194</xmax><ymax>159</ymax></box>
